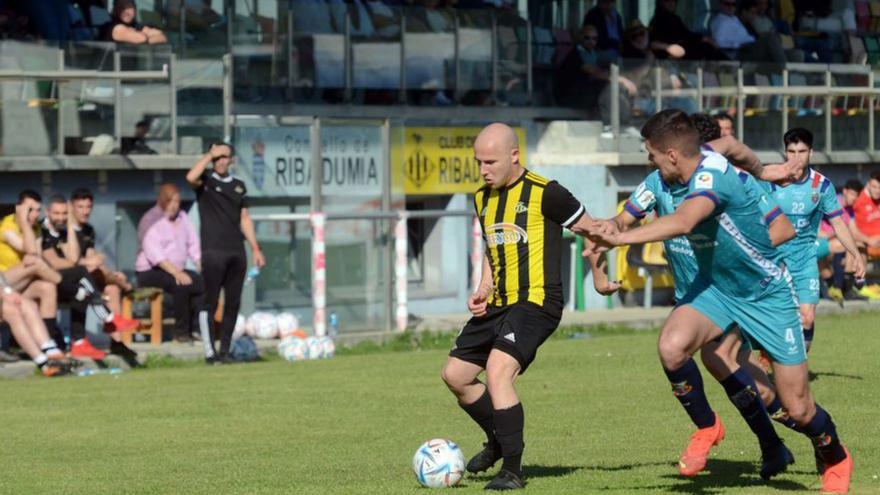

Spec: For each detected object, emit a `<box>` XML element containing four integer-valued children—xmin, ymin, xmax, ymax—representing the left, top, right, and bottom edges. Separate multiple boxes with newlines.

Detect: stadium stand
<box><xmin>0</xmin><ymin>0</ymin><xmax>877</xmax><ymax>347</ymax></box>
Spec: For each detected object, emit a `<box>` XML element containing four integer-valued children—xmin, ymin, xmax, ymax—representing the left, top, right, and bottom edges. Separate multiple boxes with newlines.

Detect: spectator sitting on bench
<box><xmin>135</xmin><ymin>183</ymin><xmax>207</xmax><ymax>344</ymax></box>
<box><xmin>0</xmin><ymin>190</ymin><xmax>67</xmax><ymax>349</ymax></box>
<box><xmin>0</xmin><ymin>274</ymin><xmax>71</xmax><ymax>377</ymax></box>
<box><xmin>40</xmin><ymin>194</ymin><xmax>139</xmax><ymax>360</ymax></box>
<box><xmin>49</xmin><ymin>189</ymin><xmax>139</xmax><ymax>363</ymax></box>
<box><xmin>853</xmin><ymin>171</ymin><xmax>880</xmax><ymax>257</ymax></box>
<box><xmin>102</xmin><ymin>0</ymin><xmax>167</xmax><ymax>44</ymax></box>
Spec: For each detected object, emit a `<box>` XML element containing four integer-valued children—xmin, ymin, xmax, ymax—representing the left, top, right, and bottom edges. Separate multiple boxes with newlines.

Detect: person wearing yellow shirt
<box><xmin>0</xmin><ymin>191</ymin><xmax>64</xmax><ymax>348</ymax></box>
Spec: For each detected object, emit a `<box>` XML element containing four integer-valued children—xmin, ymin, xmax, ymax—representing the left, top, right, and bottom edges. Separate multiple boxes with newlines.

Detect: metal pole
<box><xmin>382</xmin><ymin>119</ymin><xmax>393</xmax><ymax>333</ymax></box>
<box><xmin>399</xmin><ymin>13</ymin><xmax>406</xmax><ymax>104</ymax></box>
<box><xmin>869</xmin><ymin>71</ymin><xmax>875</xmax><ymax>153</ymax></box>
<box><xmin>526</xmin><ymin>19</ymin><xmax>533</xmax><ymax>105</ymax></box>
<box><xmin>654</xmin><ymin>65</ymin><xmax>662</xmax><ymax>113</ymax></box>
<box><xmin>169</xmin><ymin>53</ymin><xmax>178</xmax><ymax>154</ymax></box>
<box><xmin>226</xmin><ymin>0</ymin><xmax>234</xmax><ymax>57</ymax></box>
<box><xmin>736</xmin><ymin>67</ymin><xmax>744</xmax><ymax>140</ymax></box>
<box><xmin>344</xmin><ymin>12</ymin><xmax>352</xmax><ymax>102</ymax></box>
<box><xmin>56</xmin><ymin>49</ymin><xmax>64</xmax><ymax>155</ymax></box>
<box><xmin>222</xmin><ymin>53</ymin><xmax>232</xmax><ymax>142</ymax></box>
<box><xmin>491</xmin><ymin>11</ymin><xmax>498</xmax><ymax>102</ymax></box>
<box><xmin>782</xmin><ymin>69</ymin><xmax>789</xmax><ymax>139</ymax></box>
<box><xmin>825</xmin><ymin>69</ymin><xmax>833</xmax><ymax>153</ymax></box>
<box><xmin>696</xmin><ymin>66</ymin><xmax>704</xmax><ymax>113</ymax></box>
<box><xmin>179</xmin><ymin>0</ymin><xmax>186</xmax><ymax>59</ymax></box>
<box><xmin>454</xmin><ymin>14</ymin><xmax>461</xmax><ymax>104</ymax></box>
<box><xmin>114</xmin><ymin>50</ymin><xmax>122</xmax><ymax>153</ymax></box>
<box><xmin>310</xmin><ymin>117</ymin><xmax>324</xmax><ymax>336</ymax></box>
<box><xmin>311</xmin><ymin>117</ymin><xmax>323</xmax><ymax>212</ymax></box>
<box><xmin>287</xmin><ymin>10</ymin><xmax>294</xmax><ymax>100</ymax></box>
<box><xmin>610</xmin><ymin>63</ymin><xmax>620</xmax><ymax>152</ymax></box>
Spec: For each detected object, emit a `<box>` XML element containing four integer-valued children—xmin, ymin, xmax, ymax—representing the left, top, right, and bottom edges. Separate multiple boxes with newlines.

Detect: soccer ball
<box><xmin>319</xmin><ymin>336</ymin><xmax>335</xmax><ymax>358</ymax></box>
<box><xmin>275</xmin><ymin>312</ymin><xmax>300</xmax><ymax>338</ymax></box>
<box><xmin>305</xmin><ymin>336</ymin><xmax>323</xmax><ymax>360</ymax></box>
<box><xmin>412</xmin><ymin>439</ymin><xmax>465</xmax><ymax>488</ymax></box>
<box><xmin>232</xmin><ymin>314</ymin><xmax>247</xmax><ymax>340</ymax></box>
<box><xmin>278</xmin><ymin>337</ymin><xmax>308</xmax><ymax>362</ymax></box>
<box><xmin>247</xmin><ymin>312</ymin><xmax>278</xmax><ymax>339</ymax></box>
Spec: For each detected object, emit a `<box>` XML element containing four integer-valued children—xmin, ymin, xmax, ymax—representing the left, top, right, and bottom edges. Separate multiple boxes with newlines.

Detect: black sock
<box><xmin>831</xmin><ymin>253</ymin><xmax>845</xmax><ymax>289</ymax></box>
<box><xmin>803</xmin><ymin>325</ymin><xmax>814</xmax><ymax>351</ymax></box>
<box><xmin>720</xmin><ymin>368</ymin><xmax>782</xmax><ymax>451</ymax></box>
<box><xmin>43</xmin><ymin>318</ymin><xmax>66</xmax><ymax>351</ymax></box>
<box><xmin>459</xmin><ymin>388</ymin><xmax>497</xmax><ymax>448</ymax></box>
<box><xmin>765</xmin><ymin>396</ymin><xmax>799</xmax><ymax>431</ymax></box>
<box><xmin>800</xmin><ymin>404</ymin><xmax>847</xmax><ymax>465</ymax></box>
<box><xmin>664</xmin><ymin>358</ymin><xmax>716</xmax><ymax>429</ymax></box>
<box><xmin>494</xmin><ymin>403</ymin><xmax>524</xmax><ymax>477</ymax></box>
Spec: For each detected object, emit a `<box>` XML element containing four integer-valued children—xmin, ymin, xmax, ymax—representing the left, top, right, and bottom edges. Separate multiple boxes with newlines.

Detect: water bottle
<box><xmin>329</xmin><ymin>312</ymin><xmax>339</xmax><ymax>338</ymax></box>
<box><xmin>77</xmin><ymin>368</ymin><xmax>96</xmax><ymax>377</ymax></box>
<box><xmin>244</xmin><ymin>266</ymin><xmax>260</xmax><ymax>285</ymax></box>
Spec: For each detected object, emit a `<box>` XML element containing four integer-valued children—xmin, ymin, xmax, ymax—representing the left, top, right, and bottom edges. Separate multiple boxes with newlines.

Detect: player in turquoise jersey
<box><xmin>613</xmin><ymin>124</ymin><xmax>800</xmax><ymax>480</ymax></box>
<box><xmin>587</xmin><ymin>110</ymin><xmax>853</xmax><ymax>494</ymax></box>
<box><xmin>765</xmin><ymin>128</ymin><xmax>866</xmax><ymax>351</ymax></box>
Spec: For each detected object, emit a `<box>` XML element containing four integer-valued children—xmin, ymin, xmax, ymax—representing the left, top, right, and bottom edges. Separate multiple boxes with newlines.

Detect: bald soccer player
<box><xmin>440</xmin><ymin>123</ymin><xmax>614</xmax><ymax>490</ymax></box>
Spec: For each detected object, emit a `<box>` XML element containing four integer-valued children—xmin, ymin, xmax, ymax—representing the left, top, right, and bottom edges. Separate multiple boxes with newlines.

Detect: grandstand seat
<box><xmin>121</xmin><ymin>288</ymin><xmax>164</xmax><ymax>346</ymax></box>
<box><xmin>625</xmin><ymin>241</ymin><xmax>670</xmax><ymax>309</ymax></box>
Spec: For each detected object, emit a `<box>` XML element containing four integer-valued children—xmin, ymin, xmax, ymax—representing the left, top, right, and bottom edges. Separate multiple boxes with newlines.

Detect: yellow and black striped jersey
<box><xmin>474</xmin><ymin>169</ymin><xmax>585</xmax><ymax>315</ymax></box>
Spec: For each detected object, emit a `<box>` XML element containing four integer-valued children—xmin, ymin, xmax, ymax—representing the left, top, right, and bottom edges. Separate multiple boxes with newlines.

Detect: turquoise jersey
<box><xmin>681</xmin><ymin>152</ymin><xmax>788</xmax><ymax>301</ymax></box>
<box><xmin>625</xmin><ymin>150</ymin><xmax>782</xmax><ymax>300</ymax></box>
<box><xmin>764</xmin><ymin>168</ymin><xmax>844</xmax><ymax>268</ymax></box>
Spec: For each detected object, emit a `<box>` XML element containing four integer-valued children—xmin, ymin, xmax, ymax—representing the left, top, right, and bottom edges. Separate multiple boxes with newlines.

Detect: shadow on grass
<box><xmin>604</xmin><ymin>459</ymin><xmax>809</xmax><ymax>493</ymax></box>
<box><xmin>470</xmin><ymin>464</ymin><xmax>584</xmax><ymax>483</ymax></box>
<box><xmin>809</xmin><ymin>370</ymin><xmax>863</xmax><ymax>382</ymax></box>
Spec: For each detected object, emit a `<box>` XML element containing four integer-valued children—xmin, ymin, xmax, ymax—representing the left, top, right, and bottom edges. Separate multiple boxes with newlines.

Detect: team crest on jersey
<box><xmin>514</xmin><ymin>201</ymin><xmax>528</xmax><ymax>214</ymax></box>
<box><xmin>811</xmin><ymin>192</ymin><xmax>819</xmax><ymax>203</ymax></box>
<box><xmin>694</xmin><ymin>171</ymin><xmax>714</xmax><ymax>190</ymax></box>
<box><xmin>485</xmin><ymin>223</ymin><xmax>528</xmax><ymax>247</ymax></box>
<box><xmin>235</xmin><ymin>185</ymin><xmax>244</xmax><ymax>194</ymax></box>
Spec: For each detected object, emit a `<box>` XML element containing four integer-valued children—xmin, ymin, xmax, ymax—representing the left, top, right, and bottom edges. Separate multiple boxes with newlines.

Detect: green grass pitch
<box><xmin>1</xmin><ymin>311</ymin><xmax>878</xmax><ymax>494</ymax></box>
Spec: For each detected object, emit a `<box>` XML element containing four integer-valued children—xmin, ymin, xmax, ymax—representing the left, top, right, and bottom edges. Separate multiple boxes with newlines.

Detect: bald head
<box><xmin>474</xmin><ymin>123</ymin><xmax>522</xmax><ymax>189</ymax></box>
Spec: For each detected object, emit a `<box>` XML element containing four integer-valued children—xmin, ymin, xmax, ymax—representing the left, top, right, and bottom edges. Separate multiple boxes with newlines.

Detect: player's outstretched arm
<box><xmin>828</xmin><ymin>216</ymin><xmax>867</xmax><ymax>279</ymax></box>
<box><xmin>767</xmin><ymin>212</ymin><xmax>796</xmax><ymax>247</ymax></box>
<box><xmin>589</xmin><ymin>196</ymin><xmax>715</xmax><ymax>249</ymax></box>
<box><xmin>706</xmin><ymin>136</ymin><xmax>762</xmax><ymax>176</ymax></box>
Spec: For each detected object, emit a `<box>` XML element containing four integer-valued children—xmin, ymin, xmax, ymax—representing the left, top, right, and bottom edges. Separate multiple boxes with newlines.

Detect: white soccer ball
<box><xmin>319</xmin><ymin>336</ymin><xmax>335</xmax><ymax>358</ymax></box>
<box><xmin>278</xmin><ymin>337</ymin><xmax>308</xmax><ymax>362</ymax></box>
<box><xmin>248</xmin><ymin>312</ymin><xmax>278</xmax><ymax>339</ymax></box>
<box><xmin>412</xmin><ymin>439</ymin><xmax>465</xmax><ymax>488</ymax></box>
<box><xmin>275</xmin><ymin>312</ymin><xmax>300</xmax><ymax>338</ymax></box>
<box><xmin>232</xmin><ymin>313</ymin><xmax>247</xmax><ymax>340</ymax></box>
<box><xmin>305</xmin><ymin>336</ymin><xmax>323</xmax><ymax>360</ymax></box>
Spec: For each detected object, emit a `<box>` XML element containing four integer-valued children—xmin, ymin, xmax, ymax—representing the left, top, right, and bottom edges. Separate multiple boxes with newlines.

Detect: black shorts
<box><xmin>449</xmin><ymin>302</ymin><xmax>561</xmax><ymax>373</ymax></box>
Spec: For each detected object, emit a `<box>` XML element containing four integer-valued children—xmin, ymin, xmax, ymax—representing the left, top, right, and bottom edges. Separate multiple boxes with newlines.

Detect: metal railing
<box><xmin>613</xmin><ymin>61</ymin><xmax>880</xmax><ymax>156</ymax></box>
<box><xmin>0</xmin><ymin>44</ymin><xmax>235</xmax><ymax>158</ymax></box>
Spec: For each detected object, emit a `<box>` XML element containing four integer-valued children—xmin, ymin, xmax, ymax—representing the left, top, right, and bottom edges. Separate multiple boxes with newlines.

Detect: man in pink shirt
<box><xmin>135</xmin><ymin>183</ymin><xmax>206</xmax><ymax>344</ymax></box>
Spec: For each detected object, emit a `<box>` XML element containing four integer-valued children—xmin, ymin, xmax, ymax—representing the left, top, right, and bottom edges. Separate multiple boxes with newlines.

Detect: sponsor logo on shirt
<box><xmin>485</xmin><ymin>223</ymin><xmax>528</xmax><ymax>247</ymax></box>
<box><xmin>694</xmin><ymin>171</ymin><xmax>714</xmax><ymax>190</ymax></box>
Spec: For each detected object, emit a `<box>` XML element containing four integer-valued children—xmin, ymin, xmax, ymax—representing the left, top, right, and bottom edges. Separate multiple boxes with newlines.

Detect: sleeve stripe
<box><xmin>824</xmin><ymin>208</ymin><xmax>844</xmax><ymax>219</ymax></box>
<box><xmin>561</xmin><ymin>204</ymin><xmax>585</xmax><ymax>228</ymax></box>
<box><xmin>764</xmin><ymin>206</ymin><xmax>783</xmax><ymax>224</ymax></box>
<box><xmin>820</xmin><ymin>179</ymin><xmax>831</xmax><ymax>193</ymax></box>
<box><xmin>623</xmin><ymin>200</ymin><xmax>647</xmax><ymax>219</ymax></box>
<box><xmin>685</xmin><ymin>190</ymin><xmax>720</xmax><ymax>205</ymax></box>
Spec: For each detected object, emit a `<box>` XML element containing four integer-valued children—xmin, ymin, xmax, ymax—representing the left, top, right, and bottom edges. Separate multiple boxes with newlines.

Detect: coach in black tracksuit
<box><xmin>186</xmin><ymin>143</ymin><xmax>265</xmax><ymax>364</ymax></box>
